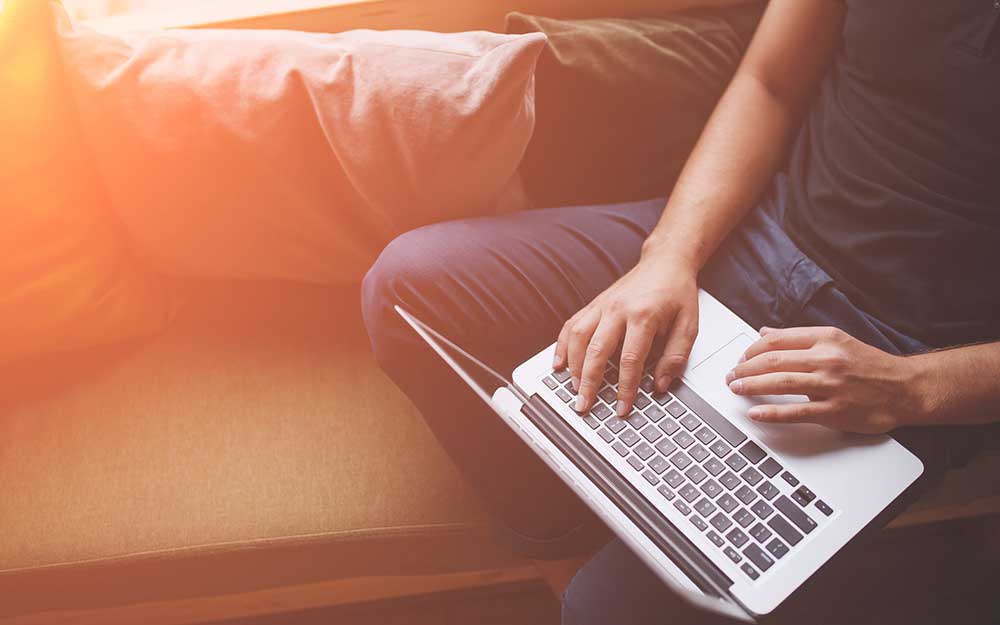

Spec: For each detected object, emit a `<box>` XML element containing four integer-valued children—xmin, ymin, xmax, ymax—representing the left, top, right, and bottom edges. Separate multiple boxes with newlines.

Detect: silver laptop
<box><xmin>395</xmin><ymin>289</ymin><xmax>922</xmax><ymax>621</ymax></box>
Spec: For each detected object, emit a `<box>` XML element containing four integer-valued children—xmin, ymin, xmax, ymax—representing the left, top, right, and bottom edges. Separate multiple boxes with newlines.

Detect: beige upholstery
<box><xmin>0</xmin><ymin>280</ymin><xmax>533</xmax><ymax>624</ymax></box>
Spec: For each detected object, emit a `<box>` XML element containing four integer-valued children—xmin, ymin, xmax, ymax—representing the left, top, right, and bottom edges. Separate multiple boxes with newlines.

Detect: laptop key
<box><xmin>707</xmin><ymin>530</ymin><xmax>726</xmax><ymax>548</ymax></box>
<box><xmin>598</xmin><ymin>428</ymin><xmax>614</xmax><ymax>443</ymax></box>
<box><xmin>749</xmin><ymin>522</ymin><xmax>773</xmax><ymax>544</ymax></box>
<box><xmin>606</xmin><ymin>417</ymin><xmax>627</xmax><ymax>434</ymax></box>
<box><xmin>670</xmin><ymin>451</ymin><xmax>693</xmax><ymax>470</ymax></box>
<box><xmin>759</xmin><ymin>457</ymin><xmax>782</xmax><ymax>478</ymax></box>
<box><xmin>673</xmin><ymin>431</ymin><xmax>695</xmax><ymax>449</ymax></box>
<box><xmin>710</xmin><ymin>513</ymin><xmax>733</xmax><ymax>532</ymax></box>
<box><xmin>695</xmin><ymin>426</ymin><xmax>717</xmax><ymax>445</ymax></box>
<box><xmin>685</xmin><ymin>465</ymin><xmax>708</xmax><ymax>484</ymax></box>
<box><xmin>690</xmin><ymin>515</ymin><xmax>709</xmax><ymax>532</ymax></box>
<box><xmin>642</xmin><ymin>470</ymin><xmax>660</xmax><ymax>486</ymax></box>
<box><xmin>664</xmin><ymin>469</ymin><xmax>685</xmax><ymax>488</ymax></box>
<box><xmin>739</xmin><ymin>441</ymin><xmax>767</xmax><ymax>464</ymax></box>
<box><xmin>640</xmin><ymin>425</ymin><xmax>663</xmax><ymax>443</ymax></box>
<box><xmin>816</xmin><ymin>500</ymin><xmax>834</xmax><ymax>516</ymax></box>
<box><xmin>620</xmin><ymin>429</ymin><xmax>641</xmax><ymax>447</ymax></box>
<box><xmin>635</xmin><ymin>394</ymin><xmax>652</xmax><ymax>410</ymax></box>
<box><xmin>552</xmin><ymin>369</ymin><xmax>571</xmax><ymax>383</ymax></box>
<box><xmin>689</xmin><ymin>444</ymin><xmax>710</xmax><ymax>462</ymax></box>
<box><xmin>634</xmin><ymin>442</ymin><xmax>656</xmax><ymax>461</ymax></box>
<box><xmin>726</xmin><ymin>528</ymin><xmax>750</xmax><ymax>548</ymax></box>
<box><xmin>751</xmin><ymin>500</ymin><xmax>775</xmax><ymax>520</ymax></box>
<box><xmin>741</xmin><ymin>563</ymin><xmax>760</xmax><ymax>580</ymax></box>
<box><xmin>792</xmin><ymin>485</ymin><xmax>817</xmax><ymax>507</ymax></box>
<box><xmin>743</xmin><ymin>544</ymin><xmax>775</xmax><ymax>572</ymax></box>
<box><xmin>733</xmin><ymin>508</ymin><xmax>754</xmax><ymax>528</ymax></box>
<box><xmin>671</xmin><ymin>383</ymin><xmax>748</xmax><ymax>446</ymax></box>
<box><xmin>720</xmin><ymin>472</ymin><xmax>741</xmax><ymax>491</ymax></box>
<box><xmin>556</xmin><ymin>388</ymin><xmax>573</xmax><ymax>403</ymax></box>
<box><xmin>543</xmin><ymin>376</ymin><xmax>559</xmax><ymax>390</ymax></box>
<box><xmin>756</xmin><ymin>481</ymin><xmax>780</xmax><ymax>501</ymax></box>
<box><xmin>659</xmin><ymin>418</ymin><xmax>681</xmax><ymax>435</ymax></box>
<box><xmin>627</xmin><ymin>456</ymin><xmax>645</xmax><ymax>471</ymax></box>
<box><xmin>627</xmin><ymin>412</ymin><xmax>648</xmax><ymax>429</ymax></box>
<box><xmin>775</xmin><ymin>496</ymin><xmax>817</xmax><ymax>534</ymax></box>
<box><xmin>653</xmin><ymin>392</ymin><xmax>672</xmax><ymax>406</ymax></box>
<box><xmin>657</xmin><ymin>485</ymin><xmax>676</xmax><ymax>500</ymax></box>
<box><xmin>612</xmin><ymin>441</ymin><xmax>630</xmax><ymax>458</ymax></box>
<box><xmin>709</xmin><ymin>440</ymin><xmax>732</xmax><ymax>458</ymax></box>
<box><xmin>592</xmin><ymin>403</ymin><xmax>613</xmax><ymax>420</ymax></box>
<box><xmin>694</xmin><ymin>498</ymin><xmax>717</xmax><ymax>518</ymax></box>
<box><xmin>649</xmin><ymin>455</ymin><xmax>671</xmax><ymax>475</ymax></box>
<box><xmin>598</xmin><ymin>386</ymin><xmax>617</xmax><ymax>404</ymax></box>
<box><xmin>643</xmin><ymin>404</ymin><xmax>666</xmax><ymax>422</ymax></box>
<box><xmin>766</xmin><ymin>537</ymin><xmax>790</xmax><ymax>559</ymax></box>
<box><xmin>674</xmin><ymin>500</ymin><xmax>692</xmax><ymax>516</ymax></box>
<box><xmin>735</xmin><ymin>485</ymin><xmax>757</xmax><ymax>505</ymax></box>
<box><xmin>781</xmin><ymin>471</ymin><xmax>799</xmax><ymax>487</ymax></box>
<box><xmin>679</xmin><ymin>413</ymin><xmax>701</xmax><ymax>431</ymax></box>
<box><xmin>583</xmin><ymin>415</ymin><xmax>601</xmax><ymax>430</ymax></box>
<box><xmin>741</xmin><ymin>467</ymin><xmax>763</xmax><ymax>486</ymax></box>
<box><xmin>725</xmin><ymin>454</ymin><xmax>748</xmax><ymax>472</ymax></box>
<box><xmin>665</xmin><ymin>401</ymin><xmax>686</xmax><ymax>418</ymax></box>
<box><xmin>704</xmin><ymin>458</ymin><xmax>726</xmax><ymax>476</ymax></box>
<box><xmin>767</xmin><ymin>515</ymin><xmax>803</xmax><ymax>546</ymax></box>
<box><xmin>679</xmin><ymin>484</ymin><xmax>700</xmax><ymax>503</ymax></box>
<box><xmin>640</xmin><ymin>375</ymin><xmax>655</xmax><ymax>392</ymax></box>
<box><xmin>723</xmin><ymin>546</ymin><xmax>742</xmax><ymax>564</ymax></box>
<box><xmin>717</xmin><ymin>493</ymin><xmax>739</xmax><ymax>513</ymax></box>
<box><xmin>701</xmin><ymin>479</ymin><xmax>723</xmax><ymax>498</ymax></box>
<box><xmin>655</xmin><ymin>438</ymin><xmax>678</xmax><ymax>457</ymax></box>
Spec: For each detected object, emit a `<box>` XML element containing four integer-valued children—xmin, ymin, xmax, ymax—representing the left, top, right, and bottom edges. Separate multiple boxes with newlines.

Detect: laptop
<box><xmin>395</xmin><ymin>289</ymin><xmax>923</xmax><ymax>621</ymax></box>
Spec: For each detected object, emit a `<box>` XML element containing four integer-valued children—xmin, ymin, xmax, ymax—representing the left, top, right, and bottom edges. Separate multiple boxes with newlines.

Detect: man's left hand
<box><xmin>726</xmin><ymin>326</ymin><xmax>921</xmax><ymax>434</ymax></box>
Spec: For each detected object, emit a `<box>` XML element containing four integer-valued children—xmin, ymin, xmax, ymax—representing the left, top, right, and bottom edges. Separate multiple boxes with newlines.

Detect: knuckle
<box><xmin>766</xmin><ymin>352</ymin><xmax>782</xmax><ymax>369</ymax></box>
<box><xmin>619</xmin><ymin>352</ymin><xmax>643</xmax><ymax>369</ymax></box>
<box><xmin>569</xmin><ymin>325</ymin><xmax>589</xmax><ymax>339</ymax></box>
<box><xmin>662</xmin><ymin>354</ymin><xmax>688</xmax><ymax>372</ymax></box>
<box><xmin>586</xmin><ymin>341</ymin><xmax>606</xmax><ymax>357</ymax></box>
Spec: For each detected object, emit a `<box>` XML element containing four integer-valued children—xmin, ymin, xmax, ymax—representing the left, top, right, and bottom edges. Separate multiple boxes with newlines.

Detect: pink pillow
<box><xmin>56</xmin><ymin>10</ymin><xmax>545</xmax><ymax>285</ymax></box>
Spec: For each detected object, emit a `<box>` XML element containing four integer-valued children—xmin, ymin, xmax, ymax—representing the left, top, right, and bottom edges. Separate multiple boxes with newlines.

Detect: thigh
<box><xmin>363</xmin><ymin>199</ymin><xmax>663</xmax><ymax>557</ymax></box>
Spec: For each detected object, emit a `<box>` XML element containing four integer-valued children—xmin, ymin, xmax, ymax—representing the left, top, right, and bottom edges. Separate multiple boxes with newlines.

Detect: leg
<box><xmin>362</xmin><ymin>199</ymin><xmax>663</xmax><ymax>558</ymax></box>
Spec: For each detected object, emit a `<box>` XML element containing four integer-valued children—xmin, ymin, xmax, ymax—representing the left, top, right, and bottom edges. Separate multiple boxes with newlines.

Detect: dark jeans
<box><xmin>361</xmin><ymin>181</ymin><xmax>966</xmax><ymax>624</ymax></box>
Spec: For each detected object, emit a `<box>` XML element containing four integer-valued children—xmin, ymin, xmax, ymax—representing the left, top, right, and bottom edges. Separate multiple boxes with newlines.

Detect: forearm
<box><xmin>907</xmin><ymin>342</ymin><xmax>1000</xmax><ymax>427</ymax></box>
<box><xmin>527</xmin><ymin>0</ymin><xmax>760</xmax><ymax>21</ymax></box>
<box><xmin>641</xmin><ymin>72</ymin><xmax>802</xmax><ymax>271</ymax></box>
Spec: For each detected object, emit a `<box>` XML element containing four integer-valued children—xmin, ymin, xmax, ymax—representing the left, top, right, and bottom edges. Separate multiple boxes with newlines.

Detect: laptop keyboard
<box><xmin>542</xmin><ymin>363</ymin><xmax>835</xmax><ymax>583</ymax></box>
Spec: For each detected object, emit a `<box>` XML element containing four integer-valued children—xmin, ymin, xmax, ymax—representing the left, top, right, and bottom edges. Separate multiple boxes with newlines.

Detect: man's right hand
<box><xmin>553</xmin><ymin>248</ymin><xmax>700</xmax><ymax>417</ymax></box>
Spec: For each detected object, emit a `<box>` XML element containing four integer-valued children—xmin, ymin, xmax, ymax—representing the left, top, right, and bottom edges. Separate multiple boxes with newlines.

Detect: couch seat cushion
<box><xmin>0</xmin><ymin>281</ymin><xmax>524</xmax><ymax>622</ymax></box>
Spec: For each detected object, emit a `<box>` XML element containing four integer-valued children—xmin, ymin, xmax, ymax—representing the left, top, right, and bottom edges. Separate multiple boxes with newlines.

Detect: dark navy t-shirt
<box><xmin>783</xmin><ymin>0</ymin><xmax>1000</xmax><ymax>347</ymax></box>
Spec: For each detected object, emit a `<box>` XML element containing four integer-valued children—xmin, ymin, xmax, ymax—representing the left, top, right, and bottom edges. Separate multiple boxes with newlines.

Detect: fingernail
<box><xmin>552</xmin><ymin>354</ymin><xmax>562</xmax><ymax>369</ymax></box>
<box><xmin>571</xmin><ymin>377</ymin><xmax>580</xmax><ymax>392</ymax></box>
<box><xmin>729</xmin><ymin>379</ymin><xmax>742</xmax><ymax>394</ymax></box>
<box><xmin>748</xmin><ymin>406</ymin><xmax>764</xmax><ymax>420</ymax></box>
<box><xmin>575</xmin><ymin>396</ymin><xmax>587</xmax><ymax>413</ymax></box>
<box><xmin>616</xmin><ymin>400</ymin><xmax>628</xmax><ymax>417</ymax></box>
<box><xmin>725</xmin><ymin>369</ymin><xmax>736</xmax><ymax>383</ymax></box>
<box><xmin>738</xmin><ymin>353</ymin><xmax>747</xmax><ymax>363</ymax></box>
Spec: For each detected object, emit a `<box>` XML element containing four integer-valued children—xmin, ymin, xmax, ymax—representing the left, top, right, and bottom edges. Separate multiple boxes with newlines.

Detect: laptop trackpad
<box><xmin>687</xmin><ymin>333</ymin><xmax>851</xmax><ymax>461</ymax></box>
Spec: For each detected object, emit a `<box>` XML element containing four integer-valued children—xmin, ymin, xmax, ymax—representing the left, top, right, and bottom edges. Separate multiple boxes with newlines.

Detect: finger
<box><xmin>740</xmin><ymin>327</ymin><xmax>827</xmax><ymax>363</ymax></box>
<box><xmin>615</xmin><ymin>318</ymin><xmax>657</xmax><ymax>416</ymax></box>
<box><xmin>566</xmin><ymin>307</ymin><xmax>601</xmax><ymax>391</ymax></box>
<box><xmin>553</xmin><ymin>313</ymin><xmax>579</xmax><ymax>370</ymax></box>
<box><xmin>653</xmin><ymin>308</ymin><xmax>698</xmax><ymax>392</ymax></box>
<box><xmin>729</xmin><ymin>371</ymin><xmax>829</xmax><ymax>397</ymax></box>
<box><xmin>726</xmin><ymin>349</ymin><xmax>818</xmax><ymax>383</ymax></box>
<box><xmin>748</xmin><ymin>401</ymin><xmax>834</xmax><ymax>425</ymax></box>
<box><xmin>575</xmin><ymin>315</ymin><xmax>625</xmax><ymax>413</ymax></box>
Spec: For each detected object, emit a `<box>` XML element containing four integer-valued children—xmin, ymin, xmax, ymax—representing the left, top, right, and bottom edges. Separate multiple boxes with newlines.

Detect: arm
<box><xmin>556</xmin><ymin>0</ymin><xmax>846</xmax><ymax>416</ymax></box>
<box><xmin>728</xmin><ymin>327</ymin><xmax>1000</xmax><ymax>433</ymax></box>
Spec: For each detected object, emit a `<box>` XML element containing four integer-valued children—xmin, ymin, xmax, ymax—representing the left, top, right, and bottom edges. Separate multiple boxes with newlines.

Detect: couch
<box><xmin>3</xmin><ymin>3</ymin><xmax>999</xmax><ymax>624</ymax></box>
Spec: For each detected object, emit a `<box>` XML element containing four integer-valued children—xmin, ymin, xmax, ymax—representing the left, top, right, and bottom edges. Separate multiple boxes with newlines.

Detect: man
<box><xmin>363</xmin><ymin>0</ymin><xmax>1000</xmax><ymax>622</ymax></box>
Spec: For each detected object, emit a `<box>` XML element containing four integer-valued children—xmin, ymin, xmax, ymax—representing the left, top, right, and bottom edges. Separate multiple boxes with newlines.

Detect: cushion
<box><xmin>0</xmin><ymin>0</ymin><xmax>170</xmax><ymax>366</ymax></box>
<box><xmin>506</xmin><ymin>5</ymin><xmax>764</xmax><ymax>208</ymax></box>
<box><xmin>55</xmin><ymin>10</ymin><xmax>547</xmax><ymax>285</ymax></box>
<box><xmin>0</xmin><ymin>280</ymin><xmax>531</xmax><ymax>623</ymax></box>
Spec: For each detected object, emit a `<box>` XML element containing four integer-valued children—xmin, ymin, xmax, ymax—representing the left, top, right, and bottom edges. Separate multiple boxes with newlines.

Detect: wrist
<box><xmin>898</xmin><ymin>353</ymin><xmax>940</xmax><ymax>427</ymax></box>
<box><xmin>641</xmin><ymin>234</ymin><xmax>701</xmax><ymax>276</ymax></box>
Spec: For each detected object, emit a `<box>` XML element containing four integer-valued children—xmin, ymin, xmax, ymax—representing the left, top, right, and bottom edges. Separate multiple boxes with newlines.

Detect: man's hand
<box><xmin>726</xmin><ymin>326</ymin><xmax>922</xmax><ymax>434</ymax></box>
<box><xmin>553</xmin><ymin>254</ymin><xmax>699</xmax><ymax>417</ymax></box>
